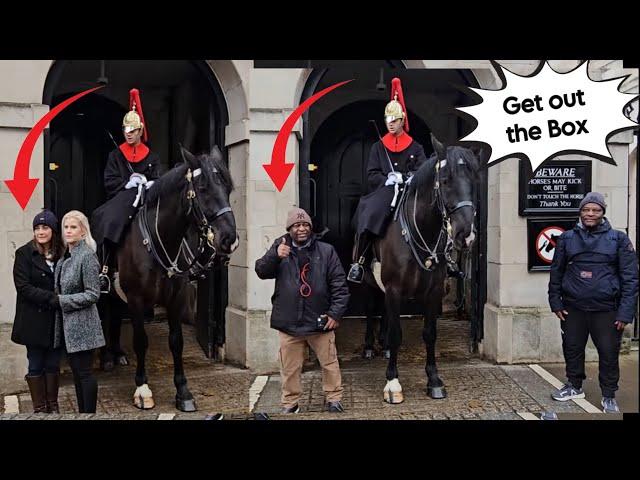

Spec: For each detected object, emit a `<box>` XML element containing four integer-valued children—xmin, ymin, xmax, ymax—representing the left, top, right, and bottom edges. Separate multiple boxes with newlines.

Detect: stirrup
<box><xmin>347</xmin><ymin>257</ymin><xmax>365</xmax><ymax>283</ymax></box>
<box><xmin>99</xmin><ymin>265</ymin><xmax>111</xmax><ymax>294</ymax></box>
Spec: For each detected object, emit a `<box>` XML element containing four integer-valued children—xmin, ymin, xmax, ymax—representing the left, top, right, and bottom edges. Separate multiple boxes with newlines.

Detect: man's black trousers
<box><xmin>561</xmin><ymin>305</ymin><xmax>623</xmax><ymax>398</ymax></box>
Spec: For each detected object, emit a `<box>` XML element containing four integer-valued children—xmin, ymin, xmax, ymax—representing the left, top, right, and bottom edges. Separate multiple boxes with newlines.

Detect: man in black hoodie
<box><xmin>548</xmin><ymin>192</ymin><xmax>638</xmax><ymax>413</ymax></box>
<box><xmin>255</xmin><ymin>207</ymin><xmax>350</xmax><ymax>414</ymax></box>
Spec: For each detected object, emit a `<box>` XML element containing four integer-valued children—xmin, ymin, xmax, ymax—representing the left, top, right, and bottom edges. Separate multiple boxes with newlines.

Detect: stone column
<box><xmin>224</xmin><ymin>68</ymin><xmax>306</xmax><ymax>373</ymax></box>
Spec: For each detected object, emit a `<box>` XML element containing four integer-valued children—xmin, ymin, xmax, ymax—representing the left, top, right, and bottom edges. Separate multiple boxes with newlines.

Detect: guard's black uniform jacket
<box><xmin>353</xmin><ymin>133</ymin><xmax>427</xmax><ymax>236</ymax></box>
<box><xmin>91</xmin><ymin>145</ymin><xmax>160</xmax><ymax>246</ymax></box>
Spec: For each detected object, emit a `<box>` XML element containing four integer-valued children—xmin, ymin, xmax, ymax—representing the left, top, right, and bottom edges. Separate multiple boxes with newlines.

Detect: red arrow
<box><xmin>264</xmin><ymin>79</ymin><xmax>353</xmax><ymax>191</ymax></box>
<box><xmin>5</xmin><ymin>86</ymin><xmax>104</xmax><ymax>209</ymax></box>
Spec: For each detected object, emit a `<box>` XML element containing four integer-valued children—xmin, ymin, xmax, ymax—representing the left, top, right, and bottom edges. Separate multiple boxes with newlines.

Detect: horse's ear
<box><xmin>430</xmin><ymin>133</ymin><xmax>446</xmax><ymax>159</ymax></box>
<box><xmin>179</xmin><ymin>144</ymin><xmax>197</xmax><ymax>169</ymax></box>
<box><xmin>210</xmin><ymin>145</ymin><xmax>224</xmax><ymax>165</ymax></box>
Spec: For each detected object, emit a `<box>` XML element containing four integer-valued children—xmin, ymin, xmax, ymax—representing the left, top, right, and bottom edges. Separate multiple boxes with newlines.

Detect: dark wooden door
<box><xmin>311</xmin><ymin>101</ymin><xmax>432</xmax><ymax>315</ymax></box>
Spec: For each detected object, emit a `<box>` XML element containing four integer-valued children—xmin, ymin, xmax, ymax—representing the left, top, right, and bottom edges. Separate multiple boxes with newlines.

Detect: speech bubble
<box><xmin>456</xmin><ymin>61</ymin><xmax>638</xmax><ymax>171</ymax></box>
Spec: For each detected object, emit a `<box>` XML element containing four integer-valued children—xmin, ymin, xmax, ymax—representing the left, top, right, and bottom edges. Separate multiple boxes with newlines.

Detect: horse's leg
<box><xmin>363</xmin><ymin>289</ymin><xmax>376</xmax><ymax>359</ymax></box>
<box><xmin>98</xmin><ymin>295</ymin><xmax>114</xmax><ymax>371</ymax></box>
<box><xmin>167</xmin><ymin>297</ymin><xmax>197</xmax><ymax>412</ymax></box>
<box><xmin>383</xmin><ymin>291</ymin><xmax>404</xmax><ymax>404</ymax></box>
<box><xmin>110</xmin><ymin>297</ymin><xmax>128</xmax><ymax>366</ymax></box>
<box><xmin>423</xmin><ymin>300</ymin><xmax>447</xmax><ymax>399</ymax></box>
<box><xmin>130</xmin><ymin>296</ymin><xmax>154</xmax><ymax>409</ymax></box>
<box><xmin>379</xmin><ymin>295</ymin><xmax>390</xmax><ymax>359</ymax></box>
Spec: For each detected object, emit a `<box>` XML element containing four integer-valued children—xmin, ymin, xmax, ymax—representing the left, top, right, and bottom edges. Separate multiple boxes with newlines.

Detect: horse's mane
<box><xmin>146</xmin><ymin>150</ymin><xmax>234</xmax><ymax>205</ymax></box>
<box><xmin>201</xmin><ymin>151</ymin><xmax>235</xmax><ymax>193</ymax></box>
<box><xmin>146</xmin><ymin>162</ymin><xmax>189</xmax><ymax>205</ymax></box>
<box><xmin>409</xmin><ymin>145</ymin><xmax>479</xmax><ymax>192</ymax></box>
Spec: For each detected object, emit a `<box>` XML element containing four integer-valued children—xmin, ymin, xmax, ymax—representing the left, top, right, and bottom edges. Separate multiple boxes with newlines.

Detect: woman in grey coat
<box><xmin>54</xmin><ymin>210</ymin><xmax>105</xmax><ymax>413</ymax></box>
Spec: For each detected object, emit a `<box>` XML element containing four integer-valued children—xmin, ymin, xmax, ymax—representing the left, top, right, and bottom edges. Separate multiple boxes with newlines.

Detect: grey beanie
<box><xmin>579</xmin><ymin>192</ymin><xmax>606</xmax><ymax>214</ymax></box>
<box><xmin>286</xmin><ymin>207</ymin><xmax>313</xmax><ymax>230</ymax></box>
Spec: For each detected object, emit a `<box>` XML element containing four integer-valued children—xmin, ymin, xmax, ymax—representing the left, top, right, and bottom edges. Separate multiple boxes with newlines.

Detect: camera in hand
<box><xmin>317</xmin><ymin>314</ymin><xmax>329</xmax><ymax>330</ymax></box>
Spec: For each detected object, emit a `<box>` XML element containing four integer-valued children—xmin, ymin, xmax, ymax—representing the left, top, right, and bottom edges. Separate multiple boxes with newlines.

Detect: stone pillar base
<box><xmin>0</xmin><ymin>324</ymin><xmax>27</xmax><ymax>395</ymax></box>
<box><xmin>224</xmin><ymin>306</ymin><xmax>280</xmax><ymax>374</ymax></box>
<box><xmin>480</xmin><ymin>303</ymin><xmax>602</xmax><ymax>364</ymax></box>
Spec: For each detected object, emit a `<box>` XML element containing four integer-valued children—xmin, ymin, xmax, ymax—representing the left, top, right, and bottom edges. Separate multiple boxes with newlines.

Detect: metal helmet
<box><xmin>384</xmin><ymin>77</ymin><xmax>410</xmax><ymax>131</ymax></box>
<box><xmin>122</xmin><ymin>88</ymin><xmax>148</xmax><ymax>142</ymax></box>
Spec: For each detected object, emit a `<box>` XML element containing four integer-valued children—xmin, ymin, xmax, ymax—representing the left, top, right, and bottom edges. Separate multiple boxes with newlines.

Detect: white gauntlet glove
<box><xmin>384</xmin><ymin>171</ymin><xmax>404</xmax><ymax>186</ymax></box>
<box><xmin>125</xmin><ymin>173</ymin><xmax>148</xmax><ymax>189</ymax></box>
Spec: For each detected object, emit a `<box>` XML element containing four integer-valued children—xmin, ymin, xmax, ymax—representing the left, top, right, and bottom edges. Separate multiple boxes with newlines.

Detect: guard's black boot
<box><xmin>99</xmin><ymin>243</ymin><xmax>113</xmax><ymax>293</ymax></box>
<box><xmin>348</xmin><ymin>233</ymin><xmax>371</xmax><ymax>283</ymax></box>
<box><xmin>99</xmin><ymin>272</ymin><xmax>111</xmax><ymax>294</ymax></box>
<box><xmin>348</xmin><ymin>258</ymin><xmax>365</xmax><ymax>283</ymax></box>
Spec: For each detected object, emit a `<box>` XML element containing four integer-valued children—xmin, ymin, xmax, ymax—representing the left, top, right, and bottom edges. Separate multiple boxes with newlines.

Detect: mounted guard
<box><xmin>348</xmin><ymin>77</ymin><xmax>428</xmax><ymax>283</ymax></box>
<box><xmin>91</xmin><ymin>88</ymin><xmax>161</xmax><ymax>292</ymax></box>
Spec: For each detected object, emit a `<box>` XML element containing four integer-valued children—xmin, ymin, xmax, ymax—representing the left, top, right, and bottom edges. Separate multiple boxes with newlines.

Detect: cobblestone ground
<box><xmin>1</xmin><ymin>315</ymin><xmax>597</xmax><ymax>420</ymax></box>
<box><xmin>255</xmin><ymin>316</ymin><xmax>586</xmax><ymax>420</ymax></box>
<box><xmin>2</xmin><ymin>321</ymin><xmax>253</xmax><ymax>420</ymax></box>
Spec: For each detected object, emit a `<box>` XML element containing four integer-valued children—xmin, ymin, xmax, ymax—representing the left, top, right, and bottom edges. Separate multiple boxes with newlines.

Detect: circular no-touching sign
<box><xmin>536</xmin><ymin>226</ymin><xmax>565</xmax><ymax>263</ymax></box>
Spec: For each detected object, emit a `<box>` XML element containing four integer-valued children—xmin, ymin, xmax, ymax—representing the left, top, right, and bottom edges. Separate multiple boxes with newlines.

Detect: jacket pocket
<box><xmin>564</xmin><ymin>262</ymin><xmax>617</xmax><ymax>304</ymax></box>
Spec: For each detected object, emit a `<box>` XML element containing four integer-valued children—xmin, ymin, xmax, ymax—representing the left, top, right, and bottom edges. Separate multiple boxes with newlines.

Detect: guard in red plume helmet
<box><xmin>385</xmin><ymin>77</ymin><xmax>410</xmax><ymax>132</ymax></box>
<box><xmin>347</xmin><ymin>77</ymin><xmax>428</xmax><ymax>283</ymax></box>
<box><xmin>90</xmin><ymin>88</ymin><xmax>162</xmax><ymax>301</ymax></box>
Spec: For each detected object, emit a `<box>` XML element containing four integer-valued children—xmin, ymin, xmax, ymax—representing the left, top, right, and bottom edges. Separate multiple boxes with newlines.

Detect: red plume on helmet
<box><xmin>129</xmin><ymin>88</ymin><xmax>148</xmax><ymax>143</ymax></box>
<box><xmin>390</xmin><ymin>77</ymin><xmax>409</xmax><ymax>132</ymax></box>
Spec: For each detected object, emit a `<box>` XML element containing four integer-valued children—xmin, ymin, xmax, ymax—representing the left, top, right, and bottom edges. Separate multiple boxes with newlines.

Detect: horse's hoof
<box><xmin>363</xmin><ymin>349</ymin><xmax>374</xmax><ymax>359</ymax></box>
<box><xmin>101</xmin><ymin>360</ymin><xmax>114</xmax><ymax>372</ymax></box>
<box><xmin>133</xmin><ymin>396</ymin><xmax>155</xmax><ymax>409</ymax></box>
<box><xmin>383</xmin><ymin>350</ymin><xmax>391</xmax><ymax>359</ymax></box>
<box><xmin>176</xmin><ymin>397</ymin><xmax>197</xmax><ymax>412</ymax></box>
<box><xmin>116</xmin><ymin>355</ymin><xmax>129</xmax><ymax>366</ymax></box>
<box><xmin>383</xmin><ymin>390</ymin><xmax>404</xmax><ymax>404</ymax></box>
<box><xmin>133</xmin><ymin>384</ymin><xmax>155</xmax><ymax>409</ymax></box>
<box><xmin>204</xmin><ymin>413</ymin><xmax>224</xmax><ymax>420</ymax></box>
<box><xmin>383</xmin><ymin>379</ymin><xmax>404</xmax><ymax>404</ymax></box>
<box><xmin>427</xmin><ymin>386</ymin><xmax>447</xmax><ymax>399</ymax></box>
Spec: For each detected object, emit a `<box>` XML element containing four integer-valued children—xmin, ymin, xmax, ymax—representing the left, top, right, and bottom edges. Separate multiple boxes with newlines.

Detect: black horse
<box><xmin>110</xmin><ymin>146</ymin><xmax>237</xmax><ymax>411</ymax></box>
<box><xmin>362</xmin><ymin>134</ymin><xmax>480</xmax><ymax>403</ymax></box>
<box><xmin>98</xmin><ymin>200</ymin><xmax>220</xmax><ymax>369</ymax></box>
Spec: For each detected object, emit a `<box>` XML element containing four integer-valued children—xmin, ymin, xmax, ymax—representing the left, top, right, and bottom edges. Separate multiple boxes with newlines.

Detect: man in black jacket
<box><xmin>255</xmin><ymin>207</ymin><xmax>350</xmax><ymax>414</ymax></box>
<box><xmin>548</xmin><ymin>192</ymin><xmax>638</xmax><ymax>413</ymax></box>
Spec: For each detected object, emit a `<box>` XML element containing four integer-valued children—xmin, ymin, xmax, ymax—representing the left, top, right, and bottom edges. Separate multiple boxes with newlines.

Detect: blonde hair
<box><xmin>61</xmin><ymin>210</ymin><xmax>97</xmax><ymax>252</ymax></box>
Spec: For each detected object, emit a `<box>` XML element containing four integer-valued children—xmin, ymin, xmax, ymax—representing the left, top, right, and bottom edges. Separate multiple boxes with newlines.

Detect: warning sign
<box><xmin>527</xmin><ymin>218</ymin><xmax>577</xmax><ymax>272</ymax></box>
<box><xmin>536</xmin><ymin>226</ymin><xmax>565</xmax><ymax>263</ymax></box>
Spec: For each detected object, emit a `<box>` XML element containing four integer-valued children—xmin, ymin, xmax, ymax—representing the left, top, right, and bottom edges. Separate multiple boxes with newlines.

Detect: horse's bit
<box><xmin>139</xmin><ymin>166</ymin><xmax>232</xmax><ymax>278</ymax></box>
<box><xmin>398</xmin><ymin>156</ymin><xmax>475</xmax><ymax>272</ymax></box>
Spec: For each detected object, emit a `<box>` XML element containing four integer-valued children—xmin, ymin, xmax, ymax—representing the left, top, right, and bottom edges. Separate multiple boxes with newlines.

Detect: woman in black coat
<box><xmin>11</xmin><ymin>210</ymin><xmax>64</xmax><ymax>413</ymax></box>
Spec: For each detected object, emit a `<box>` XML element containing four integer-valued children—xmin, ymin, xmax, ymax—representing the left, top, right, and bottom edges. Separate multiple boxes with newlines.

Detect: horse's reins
<box><xmin>139</xmin><ymin>166</ymin><xmax>232</xmax><ymax>278</ymax></box>
<box><xmin>398</xmin><ymin>155</ymin><xmax>474</xmax><ymax>272</ymax></box>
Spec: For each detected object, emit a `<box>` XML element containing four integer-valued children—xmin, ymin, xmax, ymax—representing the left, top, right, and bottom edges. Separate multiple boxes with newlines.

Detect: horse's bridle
<box><xmin>398</xmin><ymin>155</ymin><xmax>475</xmax><ymax>272</ymax></box>
<box><xmin>139</xmin><ymin>165</ymin><xmax>232</xmax><ymax>278</ymax></box>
